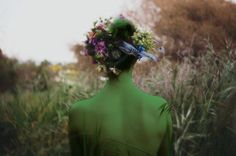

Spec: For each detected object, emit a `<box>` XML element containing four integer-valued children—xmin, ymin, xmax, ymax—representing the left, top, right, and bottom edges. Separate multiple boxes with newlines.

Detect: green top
<box><xmin>68</xmin><ymin>68</ymin><xmax>173</xmax><ymax>156</ymax></box>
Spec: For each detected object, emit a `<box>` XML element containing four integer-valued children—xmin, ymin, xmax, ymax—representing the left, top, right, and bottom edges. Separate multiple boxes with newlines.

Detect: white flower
<box><xmin>99</xmin><ymin>76</ymin><xmax>109</xmax><ymax>81</ymax></box>
<box><xmin>109</xmin><ymin>67</ymin><xmax>121</xmax><ymax>75</ymax></box>
<box><xmin>158</xmin><ymin>46</ymin><xmax>165</xmax><ymax>54</ymax></box>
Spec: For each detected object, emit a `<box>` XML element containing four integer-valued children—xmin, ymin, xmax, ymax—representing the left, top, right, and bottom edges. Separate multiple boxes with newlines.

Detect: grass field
<box><xmin>0</xmin><ymin>44</ymin><xmax>236</xmax><ymax>156</ymax></box>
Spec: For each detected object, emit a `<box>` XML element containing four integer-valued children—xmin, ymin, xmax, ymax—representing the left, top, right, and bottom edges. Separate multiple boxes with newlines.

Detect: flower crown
<box><xmin>83</xmin><ymin>15</ymin><xmax>161</xmax><ymax>75</ymax></box>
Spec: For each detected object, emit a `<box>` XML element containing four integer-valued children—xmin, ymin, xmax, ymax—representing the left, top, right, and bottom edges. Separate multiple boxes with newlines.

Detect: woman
<box><xmin>68</xmin><ymin>16</ymin><xmax>173</xmax><ymax>156</ymax></box>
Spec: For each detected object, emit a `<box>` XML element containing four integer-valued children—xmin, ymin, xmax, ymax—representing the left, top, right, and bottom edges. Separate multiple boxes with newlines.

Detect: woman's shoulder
<box><xmin>68</xmin><ymin>98</ymin><xmax>94</xmax><ymax>130</ymax></box>
<box><xmin>70</xmin><ymin>97</ymin><xmax>95</xmax><ymax>115</ymax></box>
<box><xmin>142</xmin><ymin>93</ymin><xmax>168</xmax><ymax>107</ymax></box>
<box><xmin>137</xmin><ymin>87</ymin><xmax>167</xmax><ymax>104</ymax></box>
<box><xmin>152</xmin><ymin>96</ymin><xmax>170</xmax><ymax>115</ymax></box>
<box><xmin>141</xmin><ymin>94</ymin><xmax>170</xmax><ymax>117</ymax></box>
<box><xmin>70</xmin><ymin>98</ymin><xmax>89</xmax><ymax>110</ymax></box>
<box><xmin>69</xmin><ymin>98</ymin><xmax>93</xmax><ymax>118</ymax></box>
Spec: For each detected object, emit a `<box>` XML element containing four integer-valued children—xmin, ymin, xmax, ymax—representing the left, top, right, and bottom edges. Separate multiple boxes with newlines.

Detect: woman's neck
<box><xmin>99</xmin><ymin>69</ymin><xmax>139</xmax><ymax>96</ymax></box>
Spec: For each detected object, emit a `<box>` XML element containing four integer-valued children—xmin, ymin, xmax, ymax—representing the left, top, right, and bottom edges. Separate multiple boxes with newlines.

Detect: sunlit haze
<box><xmin>0</xmin><ymin>0</ymin><xmax>141</xmax><ymax>63</ymax></box>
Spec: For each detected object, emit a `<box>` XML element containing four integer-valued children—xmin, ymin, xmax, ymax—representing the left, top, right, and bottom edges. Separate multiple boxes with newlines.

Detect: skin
<box><xmin>68</xmin><ymin>67</ymin><xmax>173</xmax><ymax>156</ymax></box>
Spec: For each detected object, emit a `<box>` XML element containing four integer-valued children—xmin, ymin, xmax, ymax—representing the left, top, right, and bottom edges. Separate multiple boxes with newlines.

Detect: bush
<box><xmin>155</xmin><ymin>0</ymin><xmax>236</xmax><ymax>59</ymax></box>
<box><xmin>0</xmin><ymin>49</ymin><xmax>18</xmax><ymax>92</ymax></box>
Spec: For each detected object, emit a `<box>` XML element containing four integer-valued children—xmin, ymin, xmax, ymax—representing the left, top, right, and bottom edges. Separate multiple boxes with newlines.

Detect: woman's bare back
<box><xmin>69</xmin><ymin>91</ymin><xmax>172</xmax><ymax>156</ymax></box>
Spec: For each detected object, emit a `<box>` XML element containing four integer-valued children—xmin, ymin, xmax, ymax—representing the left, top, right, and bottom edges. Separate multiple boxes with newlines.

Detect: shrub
<box><xmin>154</xmin><ymin>0</ymin><xmax>236</xmax><ymax>59</ymax></box>
<box><xmin>0</xmin><ymin>49</ymin><xmax>18</xmax><ymax>92</ymax></box>
<box><xmin>128</xmin><ymin>0</ymin><xmax>236</xmax><ymax>60</ymax></box>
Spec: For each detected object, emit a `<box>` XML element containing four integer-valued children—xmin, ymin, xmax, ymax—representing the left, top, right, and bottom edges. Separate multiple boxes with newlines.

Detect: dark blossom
<box><xmin>90</xmin><ymin>38</ymin><xmax>98</xmax><ymax>46</ymax></box>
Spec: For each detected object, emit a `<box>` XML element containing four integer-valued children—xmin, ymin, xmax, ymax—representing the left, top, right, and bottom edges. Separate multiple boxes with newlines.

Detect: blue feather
<box><xmin>118</xmin><ymin>41</ymin><xmax>157</xmax><ymax>62</ymax></box>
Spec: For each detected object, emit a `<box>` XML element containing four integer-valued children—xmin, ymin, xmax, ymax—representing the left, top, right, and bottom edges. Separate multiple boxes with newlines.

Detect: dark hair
<box><xmin>106</xmin><ymin>18</ymin><xmax>137</xmax><ymax>80</ymax></box>
<box><xmin>106</xmin><ymin>55</ymin><xmax>137</xmax><ymax>80</ymax></box>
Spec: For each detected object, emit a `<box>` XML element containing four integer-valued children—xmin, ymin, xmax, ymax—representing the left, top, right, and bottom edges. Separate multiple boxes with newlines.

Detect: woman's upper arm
<box><xmin>68</xmin><ymin>104</ymin><xmax>88</xmax><ymax>156</ymax></box>
<box><xmin>158</xmin><ymin>104</ymin><xmax>173</xmax><ymax>156</ymax></box>
<box><xmin>68</xmin><ymin>103</ymin><xmax>93</xmax><ymax>156</ymax></box>
<box><xmin>68</xmin><ymin>109</ymin><xmax>81</xmax><ymax>156</ymax></box>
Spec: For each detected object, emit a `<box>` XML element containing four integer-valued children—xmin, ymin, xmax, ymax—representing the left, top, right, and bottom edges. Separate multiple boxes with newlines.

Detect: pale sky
<box><xmin>1</xmin><ymin>0</ymin><xmax>235</xmax><ymax>64</ymax></box>
<box><xmin>0</xmin><ymin>0</ymin><xmax>141</xmax><ymax>63</ymax></box>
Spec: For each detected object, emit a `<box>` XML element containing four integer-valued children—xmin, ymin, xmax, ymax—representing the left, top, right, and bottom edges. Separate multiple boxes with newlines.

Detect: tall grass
<box><xmin>1</xmin><ymin>43</ymin><xmax>236</xmax><ymax>155</ymax></box>
<box><xmin>134</xmin><ymin>42</ymin><xmax>236</xmax><ymax>155</ymax></box>
<box><xmin>1</xmin><ymin>85</ymin><xmax>74</xmax><ymax>156</ymax></box>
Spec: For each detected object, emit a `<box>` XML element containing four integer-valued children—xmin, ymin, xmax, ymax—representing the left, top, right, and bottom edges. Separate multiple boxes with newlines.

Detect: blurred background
<box><xmin>0</xmin><ymin>0</ymin><xmax>236</xmax><ymax>155</ymax></box>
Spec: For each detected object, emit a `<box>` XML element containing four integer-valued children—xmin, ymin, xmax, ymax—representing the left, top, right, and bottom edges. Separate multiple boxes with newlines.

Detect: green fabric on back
<box><xmin>68</xmin><ymin>69</ymin><xmax>173</xmax><ymax>156</ymax></box>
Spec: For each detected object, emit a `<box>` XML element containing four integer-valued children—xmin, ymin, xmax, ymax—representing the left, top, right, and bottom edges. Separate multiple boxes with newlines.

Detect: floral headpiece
<box><xmin>83</xmin><ymin>15</ymin><xmax>163</xmax><ymax>75</ymax></box>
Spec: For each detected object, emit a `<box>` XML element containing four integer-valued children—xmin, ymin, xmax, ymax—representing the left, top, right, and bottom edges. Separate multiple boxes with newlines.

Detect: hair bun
<box><xmin>109</xmin><ymin>17</ymin><xmax>136</xmax><ymax>41</ymax></box>
<box><xmin>83</xmin><ymin>15</ymin><xmax>160</xmax><ymax>78</ymax></box>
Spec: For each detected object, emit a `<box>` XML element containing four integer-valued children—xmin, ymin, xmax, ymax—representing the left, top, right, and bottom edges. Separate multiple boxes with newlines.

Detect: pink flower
<box><xmin>97</xmin><ymin>23</ymin><xmax>105</xmax><ymax>30</ymax></box>
<box><xmin>119</xmin><ymin>14</ymin><xmax>125</xmax><ymax>20</ymax></box>
<box><xmin>95</xmin><ymin>41</ymin><xmax>106</xmax><ymax>53</ymax></box>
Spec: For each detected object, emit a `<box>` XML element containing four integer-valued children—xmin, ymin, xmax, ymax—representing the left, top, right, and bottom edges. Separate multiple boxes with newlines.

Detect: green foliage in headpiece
<box><xmin>108</xmin><ymin>18</ymin><xmax>136</xmax><ymax>41</ymax></box>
